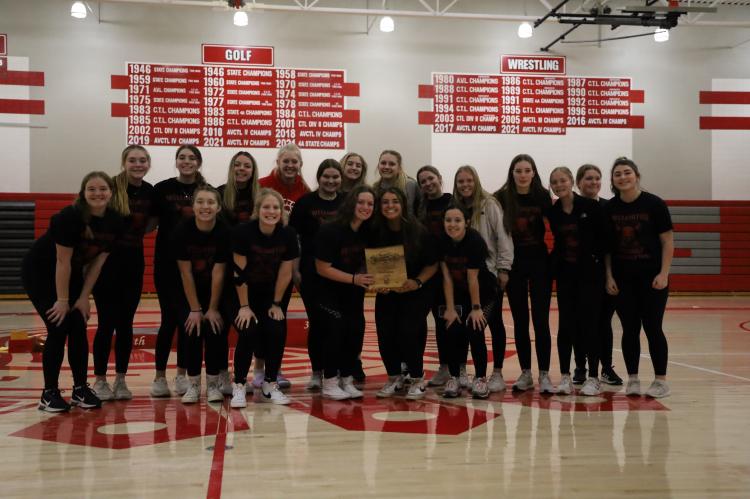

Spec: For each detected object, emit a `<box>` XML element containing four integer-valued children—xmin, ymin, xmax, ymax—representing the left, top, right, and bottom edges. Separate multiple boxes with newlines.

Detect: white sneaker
<box><xmin>206</xmin><ymin>375</ymin><xmax>224</xmax><ymax>403</ymax></box>
<box><xmin>218</xmin><ymin>370</ymin><xmax>233</xmax><ymax>396</ymax></box>
<box><xmin>557</xmin><ymin>374</ymin><xmax>573</xmax><ymax>395</ymax></box>
<box><xmin>250</xmin><ymin>369</ymin><xmax>265</xmax><ymax>389</ymax></box>
<box><xmin>406</xmin><ymin>378</ymin><xmax>426</xmax><ymax>400</ymax></box>
<box><xmin>428</xmin><ymin>365</ymin><xmax>450</xmax><ymax>387</ymax></box>
<box><xmin>339</xmin><ymin>376</ymin><xmax>363</xmax><ymax>399</ymax></box>
<box><xmin>443</xmin><ymin>377</ymin><xmax>461</xmax><ymax>398</ymax></box>
<box><xmin>306</xmin><ymin>371</ymin><xmax>323</xmax><ymax>391</ymax></box>
<box><xmin>458</xmin><ymin>364</ymin><xmax>470</xmax><ymax>388</ymax></box>
<box><xmin>231</xmin><ymin>383</ymin><xmax>247</xmax><ymax>408</ymax></box>
<box><xmin>488</xmin><ymin>371</ymin><xmax>506</xmax><ymax>392</ymax></box>
<box><xmin>471</xmin><ymin>377</ymin><xmax>490</xmax><ymax>399</ymax></box>
<box><xmin>376</xmin><ymin>375</ymin><xmax>404</xmax><ymax>398</ymax></box>
<box><xmin>258</xmin><ymin>381</ymin><xmax>290</xmax><ymax>405</ymax></box>
<box><xmin>645</xmin><ymin>379</ymin><xmax>670</xmax><ymax>399</ymax></box>
<box><xmin>112</xmin><ymin>376</ymin><xmax>132</xmax><ymax>400</ymax></box>
<box><xmin>150</xmin><ymin>377</ymin><xmax>171</xmax><ymax>397</ymax></box>
<box><xmin>174</xmin><ymin>374</ymin><xmax>190</xmax><ymax>396</ymax></box>
<box><xmin>93</xmin><ymin>379</ymin><xmax>114</xmax><ymax>401</ymax></box>
<box><xmin>539</xmin><ymin>372</ymin><xmax>555</xmax><ymax>394</ymax></box>
<box><xmin>277</xmin><ymin>371</ymin><xmax>292</xmax><ymax>389</ymax></box>
<box><xmin>181</xmin><ymin>378</ymin><xmax>200</xmax><ymax>404</ymax></box>
<box><xmin>322</xmin><ymin>376</ymin><xmax>351</xmax><ymax>400</ymax></box>
<box><xmin>625</xmin><ymin>378</ymin><xmax>641</xmax><ymax>396</ymax></box>
<box><xmin>580</xmin><ymin>377</ymin><xmax>602</xmax><ymax>396</ymax></box>
<box><xmin>512</xmin><ymin>370</ymin><xmax>534</xmax><ymax>391</ymax></box>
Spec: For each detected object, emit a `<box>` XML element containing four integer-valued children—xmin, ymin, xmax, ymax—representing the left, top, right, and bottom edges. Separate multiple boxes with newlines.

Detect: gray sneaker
<box><xmin>458</xmin><ymin>364</ymin><xmax>471</xmax><ymax>388</ymax></box>
<box><xmin>557</xmin><ymin>374</ymin><xmax>573</xmax><ymax>395</ymax></box>
<box><xmin>93</xmin><ymin>379</ymin><xmax>114</xmax><ymax>401</ymax></box>
<box><xmin>174</xmin><ymin>374</ymin><xmax>190</xmax><ymax>396</ymax></box>
<box><xmin>645</xmin><ymin>379</ymin><xmax>670</xmax><ymax>399</ymax></box>
<box><xmin>488</xmin><ymin>372</ymin><xmax>506</xmax><ymax>392</ymax></box>
<box><xmin>625</xmin><ymin>378</ymin><xmax>641</xmax><ymax>396</ymax></box>
<box><xmin>112</xmin><ymin>377</ymin><xmax>132</xmax><ymax>400</ymax></box>
<box><xmin>150</xmin><ymin>377</ymin><xmax>171</xmax><ymax>397</ymax></box>
<box><xmin>472</xmin><ymin>377</ymin><xmax>490</xmax><ymax>399</ymax></box>
<box><xmin>428</xmin><ymin>365</ymin><xmax>451</xmax><ymax>387</ymax></box>
<box><xmin>539</xmin><ymin>372</ymin><xmax>556</xmax><ymax>394</ymax></box>
<box><xmin>580</xmin><ymin>377</ymin><xmax>602</xmax><ymax>396</ymax></box>
<box><xmin>443</xmin><ymin>377</ymin><xmax>461</xmax><ymax>398</ymax></box>
<box><xmin>512</xmin><ymin>370</ymin><xmax>534</xmax><ymax>392</ymax></box>
<box><xmin>376</xmin><ymin>375</ymin><xmax>404</xmax><ymax>398</ymax></box>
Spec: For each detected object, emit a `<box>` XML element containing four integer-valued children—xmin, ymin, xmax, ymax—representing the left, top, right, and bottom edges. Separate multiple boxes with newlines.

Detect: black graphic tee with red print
<box><xmin>604</xmin><ymin>191</ymin><xmax>673</xmax><ymax>275</ymax></box>
<box><xmin>512</xmin><ymin>193</ymin><xmax>548</xmax><ymax>260</ymax></box>
<box><xmin>439</xmin><ymin>228</ymin><xmax>495</xmax><ymax>300</ymax></box>
<box><xmin>289</xmin><ymin>191</ymin><xmax>343</xmax><ymax>268</ymax></box>
<box><xmin>153</xmin><ymin>178</ymin><xmax>199</xmax><ymax>258</ymax></box>
<box><xmin>548</xmin><ymin>193</ymin><xmax>605</xmax><ymax>268</ymax></box>
<box><xmin>172</xmin><ymin>218</ymin><xmax>231</xmax><ymax>305</ymax></box>
<box><xmin>315</xmin><ymin>222</ymin><xmax>369</xmax><ymax>296</ymax></box>
<box><xmin>232</xmin><ymin>220</ymin><xmax>299</xmax><ymax>296</ymax></box>
<box><xmin>218</xmin><ymin>183</ymin><xmax>254</xmax><ymax>226</ymax></box>
<box><xmin>422</xmin><ymin>193</ymin><xmax>453</xmax><ymax>239</ymax></box>
<box><xmin>27</xmin><ymin>205</ymin><xmax>123</xmax><ymax>285</ymax></box>
<box><xmin>119</xmin><ymin>181</ymin><xmax>156</xmax><ymax>249</ymax></box>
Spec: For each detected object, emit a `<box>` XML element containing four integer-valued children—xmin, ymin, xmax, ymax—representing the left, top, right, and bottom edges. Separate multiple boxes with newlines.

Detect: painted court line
<box><xmin>206</xmin><ymin>399</ymin><xmax>230</xmax><ymax>499</ymax></box>
<box><xmin>614</xmin><ymin>348</ymin><xmax>750</xmax><ymax>382</ymax></box>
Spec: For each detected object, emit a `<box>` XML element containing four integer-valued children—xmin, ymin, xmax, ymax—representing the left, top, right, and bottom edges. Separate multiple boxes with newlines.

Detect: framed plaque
<box><xmin>365</xmin><ymin>245</ymin><xmax>408</xmax><ymax>290</ymax></box>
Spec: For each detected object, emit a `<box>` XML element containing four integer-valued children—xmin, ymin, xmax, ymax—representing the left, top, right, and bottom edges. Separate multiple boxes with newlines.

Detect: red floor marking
<box><xmin>740</xmin><ymin>321</ymin><xmax>750</xmax><ymax>332</ymax></box>
<box><xmin>206</xmin><ymin>399</ymin><xmax>230</xmax><ymax>499</ymax></box>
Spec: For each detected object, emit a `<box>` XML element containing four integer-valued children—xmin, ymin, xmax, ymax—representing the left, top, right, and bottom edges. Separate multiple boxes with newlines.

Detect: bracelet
<box><xmin>239</xmin><ymin>304</ymin><xmax>249</xmax><ymax>309</ymax></box>
<box><xmin>272</xmin><ymin>301</ymin><xmax>282</xmax><ymax>307</ymax></box>
<box><xmin>56</xmin><ymin>298</ymin><xmax>69</xmax><ymax>303</ymax></box>
<box><xmin>191</xmin><ymin>308</ymin><xmax>202</xmax><ymax>313</ymax></box>
<box><xmin>352</xmin><ymin>273</ymin><xmax>356</xmax><ymax>284</ymax></box>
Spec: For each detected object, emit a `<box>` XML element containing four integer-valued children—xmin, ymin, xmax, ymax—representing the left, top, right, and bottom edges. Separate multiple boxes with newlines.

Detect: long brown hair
<box><xmin>74</xmin><ymin>171</ymin><xmax>115</xmax><ymax>239</ymax></box>
<box><xmin>223</xmin><ymin>151</ymin><xmax>259</xmax><ymax>212</ymax></box>
<box><xmin>175</xmin><ymin>144</ymin><xmax>207</xmax><ymax>185</ymax></box>
<box><xmin>494</xmin><ymin>154</ymin><xmax>551</xmax><ymax>233</ymax></box>
<box><xmin>339</xmin><ymin>152</ymin><xmax>368</xmax><ymax>192</ymax></box>
<box><xmin>111</xmin><ymin>145</ymin><xmax>150</xmax><ymax>216</ymax></box>
<box><xmin>452</xmin><ymin>165</ymin><xmax>497</xmax><ymax>230</ymax></box>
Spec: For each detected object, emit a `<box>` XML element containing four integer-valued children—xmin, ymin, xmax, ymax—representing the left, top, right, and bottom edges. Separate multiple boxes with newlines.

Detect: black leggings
<box><xmin>93</xmin><ymin>248</ymin><xmax>143</xmax><ymax>376</ymax></box>
<box><xmin>233</xmin><ymin>294</ymin><xmax>287</xmax><ymax>384</ymax></box>
<box><xmin>375</xmin><ymin>287</ymin><xmax>431</xmax><ymax>379</ymax></box>
<box><xmin>317</xmin><ymin>286</ymin><xmax>366</xmax><ymax>379</ymax></box>
<box><xmin>22</xmin><ymin>259</ymin><xmax>88</xmax><ymax>390</ymax></box>
<box><xmin>178</xmin><ymin>303</ymin><xmax>228</xmax><ymax>377</ymax></box>
<box><xmin>573</xmin><ymin>290</ymin><xmax>616</xmax><ymax>372</ymax></box>
<box><xmin>299</xmin><ymin>265</ymin><xmax>325</xmax><ymax>372</ymax></box>
<box><xmin>447</xmin><ymin>291</ymin><xmax>502</xmax><ymax>379</ymax></box>
<box><xmin>153</xmin><ymin>255</ymin><xmax>187</xmax><ymax>372</ymax></box>
<box><xmin>506</xmin><ymin>258</ymin><xmax>552</xmax><ymax>371</ymax></box>
<box><xmin>615</xmin><ymin>271</ymin><xmax>669</xmax><ymax>376</ymax></box>
<box><xmin>427</xmin><ymin>276</ymin><xmax>450</xmax><ymax>366</ymax></box>
<box><xmin>458</xmin><ymin>282</ymin><xmax>507</xmax><ymax>371</ymax></box>
<box><xmin>556</xmin><ymin>267</ymin><xmax>603</xmax><ymax>377</ymax></box>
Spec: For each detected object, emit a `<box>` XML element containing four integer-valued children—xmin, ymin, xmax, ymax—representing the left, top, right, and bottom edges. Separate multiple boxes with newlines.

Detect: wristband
<box><xmin>191</xmin><ymin>308</ymin><xmax>202</xmax><ymax>313</ymax></box>
<box><xmin>272</xmin><ymin>301</ymin><xmax>282</xmax><ymax>307</ymax></box>
<box><xmin>472</xmin><ymin>304</ymin><xmax>481</xmax><ymax>311</ymax></box>
<box><xmin>239</xmin><ymin>304</ymin><xmax>249</xmax><ymax>309</ymax></box>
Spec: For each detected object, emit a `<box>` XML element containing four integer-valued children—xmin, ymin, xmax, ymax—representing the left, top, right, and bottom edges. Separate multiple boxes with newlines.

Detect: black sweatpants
<box><xmin>22</xmin><ymin>258</ymin><xmax>88</xmax><ymax>390</ymax></box>
<box><xmin>93</xmin><ymin>247</ymin><xmax>143</xmax><ymax>376</ymax></box>
<box><xmin>317</xmin><ymin>286</ymin><xmax>366</xmax><ymax>379</ymax></box>
<box><xmin>375</xmin><ymin>287</ymin><xmax>431</xmax><ymax>379</ymax></box>
<box><xmin>556</xmin><ymin>266</ymin><xmax>603</xmax><ymax>377</ymax></box>
<box><xmin>506</xmin><ymin>257</ymin><xmax>552</xmax><ymax>371</ymax></box>
<box><xmin>153</xmin><ymin>255</ymin><xmax>187</xmax><ymax>372</ymax></box>
<box><xmin>299</xmin><ymin>264</ymin><xmax>325</xmax><ymax>373</ymax></box>
<box><xmin>233</xmin><ymin>294</ymin><xmax>287</xmax><ymax>384</ymax></box>
<box><xmin>615</xmin><ymin>270</ymin><xmax>669</xmax><ymax>376</ymax></box>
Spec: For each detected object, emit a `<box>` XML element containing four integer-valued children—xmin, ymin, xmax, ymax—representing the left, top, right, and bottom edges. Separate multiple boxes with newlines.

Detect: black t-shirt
<box><xmin>153</xmin><ymin>178</ymin><xmax>200</xmax><ymax>256</ymax></box>
<box><xmin>604</xmin><ymin>191</ymin><xmax>673</xmax><ymax>274</ymax></box>
<box><xmin>172</xmin><ymin>218</ymin><xmax>231</xmax><ymax>304</ymax></box>
<box><xmin>27</xmin><ymin>205</ymin><xmax>123</xmax><ymax>284</ymax></box>
<box><xmin>289</xmin><ymin>191</ymin><xmax>342</xmax><ymax>267</ymax></box>
<box><xmin>422</xmin><ymin>193</ymin><xmax>453</xmax><ymax>239</ymax></box>
<box><xmin>217</xmin><ymin>183</ymin><xmax>254</xmax><ymax>226</ymax></box>
<box><xmin>232</xmin><ymin>220</ymin><xmax>299</xmax><ymax>287</ymax></box>
<box><xmin>119</xmin><ymin>181</ymin><xmax>156</xmax><ymax>249</ymax></box>
<box><xmin>315</xmin><ymin>221</ymin><xmax>369</xmax><ymax>296</ymax></box>
<box><xmin>439</xmin><ymin>228</ymin><xmax>495</xmax><ymax>299</ymax></box>
<box><xmin>548</xmin><ymin>194</ymin><xmax>605</xmax><ymax>268</ymax></box>
<box><xmin>511</xmin><ymin>193</ymin><xmax>548</xmax><ymax>259</ymax></box>
<box><xmin>369</xmin><ymin>223</ymin><xmax>437</xmax><ymax>279</ymax></box>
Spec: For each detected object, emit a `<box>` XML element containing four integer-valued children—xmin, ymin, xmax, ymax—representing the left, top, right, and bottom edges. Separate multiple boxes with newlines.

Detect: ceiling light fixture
<box><xmin>234</xmin><ymin>11</ymin><xmax>248</xmax><ymax>27</ymax></box>
<box><xmin>71</xmin><ymin>1</ymin><xmax>87</xmax><ymax>19</ymax></box>
<box><xmin>379</xmin><ymin>16</ymin><xmax>394</xmax><ymax>33</ymax></box>
<box><xmin>518</xmin><ymin>22</ymin><xmax>533</xmax><ymax>39</ymax></box>
<box><xmin>654</xmin><ymin>28</ymin><xmax>669</xmax><ymax>42</ymax></box>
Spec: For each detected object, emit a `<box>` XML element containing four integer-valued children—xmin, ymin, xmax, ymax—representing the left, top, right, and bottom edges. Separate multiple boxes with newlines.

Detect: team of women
<box><xmin>23</xmin><ymin>143</ymin><xmax>674</xmax><ymax>412</ymax></box>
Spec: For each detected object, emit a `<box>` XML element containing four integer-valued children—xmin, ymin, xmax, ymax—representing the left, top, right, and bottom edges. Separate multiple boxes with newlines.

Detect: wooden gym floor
<box><xmin>0</xmin><ymin>295</ymin><xmax>748</xmax><ymax>498</ymax></box>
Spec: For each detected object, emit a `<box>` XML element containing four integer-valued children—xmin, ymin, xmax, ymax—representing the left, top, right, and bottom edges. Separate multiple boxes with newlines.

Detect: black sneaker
<box><xmin>600</xmin><ymin>367</ymin><xmax>624</xmax><ymax>386</ymax></box>
<box><xmin>38</xmin><ymin>388</ymin><xmax>71</xmax><ymax>413</ymax></box>
<box><xmin>573</xmin><ymin>368</ymin><xmax>587</xmax><ymax>384</ymax></box>
<box><xmin>71</xmin><ymin>384</ymin><xmax>102</xmax><ymax>409</ymax></box>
